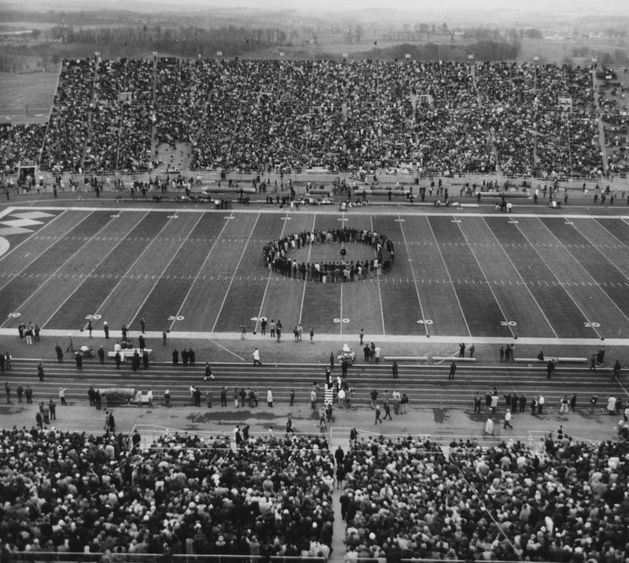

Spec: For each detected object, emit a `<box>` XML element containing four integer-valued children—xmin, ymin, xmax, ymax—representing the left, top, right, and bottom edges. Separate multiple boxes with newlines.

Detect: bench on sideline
<box><xmin>384</xmin><ymin>355</ymin><xmax>429</xmax><ymax>362</ymax></box>
<box><xmin>107</xmin><ymin>348</ymin><xmax>152</xmax><ymax>361</ymax></box>
<box><xmin>513</xmin><ymin>357</ymin><xmax>588</xmax><ymax>365</ymax></box>
<box><xmin>432</xmin><ymin>356</ymin><xmax>477</xmax><ymax>363</ymax></box>
<box><xmin>307</xmin><ymin>188</ymin><xmax>333</xmax><ymax>196</ymax></box>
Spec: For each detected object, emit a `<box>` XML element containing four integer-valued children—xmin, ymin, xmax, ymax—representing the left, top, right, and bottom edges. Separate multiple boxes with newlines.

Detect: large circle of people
<box><xmin>262</xmin><ymin>227</ymin><xmax>394</xmax><ymax>281</ymax></box>
<box><xmin>1</xmin><ymin>58</ymin><xmax>619</xmax><ymax>179</ymax></box>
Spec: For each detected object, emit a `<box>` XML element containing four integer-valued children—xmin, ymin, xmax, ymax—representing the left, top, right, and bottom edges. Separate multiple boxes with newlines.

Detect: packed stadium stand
<box><xmin>1</xmin><ymin>424</ymin><xmax>628</xmax><ymax>562</ymax></box>
<box><xmin>0</xmin><ymin>428</ymin><xmax>335</xmax><ymax>558</ymax></box>
<box><xmin>1</xmin><ymin>58</ymin><xmax>623</xmax><ymax>178</ymax></box>
<box><xmin>342</xmin><ymin>435</ymin><xmax>629</xmax><ymax>561</ymax></box>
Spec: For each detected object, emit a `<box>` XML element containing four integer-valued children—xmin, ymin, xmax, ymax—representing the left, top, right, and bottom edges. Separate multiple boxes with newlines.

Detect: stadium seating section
<box><xmin>1</xmin><ymin>59</ymin><xmax>626</xmax><ymax>178</ymax></box>
<box><xmin>1</xmin><ymin>426</ymin><xmax>628</xmax><ymax>561</ymax></box>
<box><xmin>342</xmin><ymin>435</ymin><xmax>629</xmax><ymax>561</ymax></box>
<box><xmin>0</xmin><ymin>428</ymin><xmax>334</xmax><ymax>557</ymax></box>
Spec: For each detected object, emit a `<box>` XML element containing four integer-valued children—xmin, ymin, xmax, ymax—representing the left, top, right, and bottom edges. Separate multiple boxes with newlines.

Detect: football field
<box><xmin>1</xmin><ymin>206</ymin><xmax>629</xmax><ymax>343</ymax></box>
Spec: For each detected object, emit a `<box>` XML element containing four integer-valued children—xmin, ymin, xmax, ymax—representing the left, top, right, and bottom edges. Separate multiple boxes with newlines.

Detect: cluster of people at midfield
<box><xmin>341</xmin><ymin>434</ymin><xmax>629</xmax><ymax>562</ymax></box>
<box><xmin>0</xmin><ymin>427</ymin><xmax>335</xmax><ymax>560</ymax></box>
<box><xmin>0</xmin><ymin>58</ymin><xmax>612</xmax><ymax>178</ymax></box>
<box><xmin>263</xmin><ymin>227</ymin><xmax>394</xmax><ymax>282</ymax></box>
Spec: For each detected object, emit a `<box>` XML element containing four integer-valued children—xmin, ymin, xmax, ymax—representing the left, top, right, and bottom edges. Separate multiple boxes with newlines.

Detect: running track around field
<box><xmin>1</xmin><ymin>207</ymin><xmax>629</xmax><ymax>342</ymax></box>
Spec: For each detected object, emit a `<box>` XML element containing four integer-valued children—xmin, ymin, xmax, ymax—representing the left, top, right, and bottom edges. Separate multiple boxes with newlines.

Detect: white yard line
<box><xmin>41</xmin><ymin>211</ymin><xmax>149</xmax><ymax>329</ymax></box>
<box><xmin>480</xmin><ymin>216</ymin><xmax>558</xmax><ymax>339</ymax></box>
<box><xmin>211</xmin><ymin>213</ymin><xmax>261</xmax><ymax>333</ymax></box>
<box><xmin>594</xmin><ymin>219</ymin><xmax>629</xmax><ymax>250</ymax></box>
<box><xmin>540</xmin><ymin>220</ymin><xmax>629</xmax><ymax>326</ymax></box>
<box><xmin>255</xmin><ymin>209</ymin><xmax>290</xmax><ymax>333</ymax></box>
<box><xmin>339</xmin><ymin>282</ymin><xmax>344</xmax><ymax>336</ymax></box>
<box><xmin>168</xmin><ymin>212</ymin><xmax>235</xmax><ymax>332</ymax></box>
<box><xmin>127</xmin><ymin>213</ymin><xmax>205</xmax><ymax>329</ymax></box>
<box><xmin>1</xmin><ymin>212</ymin><xmax>120</xmax><ymax>328</ymax></box>
<box><xmin>297</xmin><ymin>214</ymin><xmax>317</xmax><ymax>325</ymax></box>
<box><xmin>456</xmin><ymin>219</ymin><xmax>517</xmax><ymax>339</ymax></box>
<box><xmin>516</xmin><ymin>219</ymin><xmax>603</xmax><ymax>340</ymax></box>
<box><xmin>91</xmin><ymin>215</ymin><xmax>182</xmax><ymax>322</ymax></box>
<box><xmin>370</xmin><ymin>214</ymin><xmax>386</xmax><ymax>334</ymax></box>
<box><xmin>424</xmin><ymin>215</ymin><xmax>472</xmax><ymax>337</ymax></box>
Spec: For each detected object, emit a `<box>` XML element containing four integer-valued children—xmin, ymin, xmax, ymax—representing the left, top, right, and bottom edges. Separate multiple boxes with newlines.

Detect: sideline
<box><xmin>0</xmin><ymin>327</ymin><xmax>627</xmax><ymax>346</ymax></box>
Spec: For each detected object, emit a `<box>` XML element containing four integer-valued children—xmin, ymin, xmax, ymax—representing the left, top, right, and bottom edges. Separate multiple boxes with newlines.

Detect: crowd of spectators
<box><xmin>0</xmin><ymin>427</ymin><xmax>335</xmax><ymax>558</ymax></box>
<box><xmin>341</xmin><ymin>434</ymin><xmax>629</xmax><ymax>562</ymax></box>
<box><xmin>262</xmin><ymin>227</ymin><xmax>394</xmax><ymax>281</ymax></box>
<box><xmin>2</xmin><ymin>58</ymin><xmax>610</xmax><ymax>178</ymax></box>
<box><xmin>0</xmin><ymin>124</ymin><xmax>46</xmax><ymax>175</ymax></box>
<box><xmin>476</xmin><ymin>62</ymin><xmax>600</xmax><ymax>178</ymax></box>
<box><xmin>40</xmin><ymin>59</ymin><xmax>94</xmax><ymax>172</ymax></box>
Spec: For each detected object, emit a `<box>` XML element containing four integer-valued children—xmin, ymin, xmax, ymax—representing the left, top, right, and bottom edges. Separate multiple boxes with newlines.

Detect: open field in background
<box><xmin>1</xmin><ymin>206</ymin><xmax>629</xmax><ymax>342</ymax></box>
<box><xmin>0</xmin><ymin>71</ymin><xmax>57</xmax><ymax>123</ymax></box>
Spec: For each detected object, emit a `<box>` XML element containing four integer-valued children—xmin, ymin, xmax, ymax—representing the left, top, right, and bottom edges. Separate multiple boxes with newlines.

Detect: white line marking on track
<box><xmin>398</xmin><ymin>213</ymin><xmax>430</xmax><ymax>337</ymax></box>
<box><xmin>256</xmin><ymin>209</ymin><xmax>291</xmax><ymax>332</ymax></box>
<box><xmin>212</xmin><ymin>213</ymin><xmax>261</xmax><ymax>333</ymax></box>
<box><xmin>89</xmin><ymin>213</ymin><xmax>179</xmax><ymax>327</ymax></box>
<box><xmin>297</xmin><ymin>214</ymin><xmax>317</xmax><ymax>326</ymax></box>
<box><xmin>42</xmin><ymin>214</ymin><xmax>147</xmax><ymax>330</ymax></box>
<box><xmin>370</xmin><ymin>214</ymin><xmax>386</xmax><ymax>335</ymax></box>
<box><xmin>129</xmin><ymin>213</ymin><xmax>205</xmax><ymax>330</ymax></box>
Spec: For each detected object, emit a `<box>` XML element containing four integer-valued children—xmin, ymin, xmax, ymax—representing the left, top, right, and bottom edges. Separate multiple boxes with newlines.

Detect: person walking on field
<box><xmin>55</xmin><ymin>343</ymin><xmax>63</xmax><ymax>363</ymax></box>
<box><xmin>383</xmin><ymin>400</ymin><xmax>393</xmax><ymax>421</ymax></box>
<box><xmin>547</xmin><ymin>359</ymin><xmax>556</xmax><ymax>379</ymax></box>
<box><xmin>448</xmin><ymin>361</ymin><xmax>456</xmax><ymax>379</ymax></box>
<box><xmin>204</xmin><ymin>362</ymin><xmax>214</xmax><ymax>380</ymax></box>
<box><xmin>374</xmin><ymin>403</ymin><xmax>382</xmax><ymax>424</ymax></box>
<box><xmin>503</xmin><ymin>408</ymin><xmax>513</xmax><ymax>429</ymax></box>
<box><xmin>253</xmin><ymin>348</ymin><xmax>262</xmax><ymax>366</ymax></box>
<box><xmin>484</xmin><ymin>417</ymin><xmax>494</xmax><ymax>436</ymax></box>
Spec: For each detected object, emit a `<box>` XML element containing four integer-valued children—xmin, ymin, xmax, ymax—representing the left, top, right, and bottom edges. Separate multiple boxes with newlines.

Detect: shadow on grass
<box><xmin>187</xmin><ymin>410</ymin><xmax>281</xmax><ymax>423</ymax></box>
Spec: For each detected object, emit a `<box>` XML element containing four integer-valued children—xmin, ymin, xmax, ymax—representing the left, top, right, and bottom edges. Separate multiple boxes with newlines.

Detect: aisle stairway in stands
<box><xmin>592</xmin><ymin>65</ymin><xmax>610</xmax><ymax>174</ymax></box>
<box><xmin>330</xmin><ymin>482</ymin><xmax>346</xmax><ymax>562</ymax></box>
<box><xmin>154</xmin><ymin>141</ymin><xmax>192</xmax><ymax>172</ymax></box>
<box><xmin>470</xmin><ymin>60</ymin><xmax>501</xmax><ymax>175</ymax></box>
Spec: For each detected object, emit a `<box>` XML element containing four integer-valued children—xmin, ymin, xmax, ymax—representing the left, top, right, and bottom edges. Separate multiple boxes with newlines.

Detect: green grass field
<box><xmin>0</xmin><ymin>71</ymin><xmax>57</xmax><ymax>123</ymax></box>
